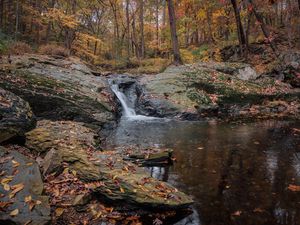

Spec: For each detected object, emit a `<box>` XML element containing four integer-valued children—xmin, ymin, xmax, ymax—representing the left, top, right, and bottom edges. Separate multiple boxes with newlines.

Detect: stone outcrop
<box><xmin>0</xmin><ymin>88</ymin><xmax>36</xmax><ymax>143</ymax></box>
<box><xmin>25</xmin><ymin>120</ymin><xmax>194</xmax><ymax>209</ymax></box>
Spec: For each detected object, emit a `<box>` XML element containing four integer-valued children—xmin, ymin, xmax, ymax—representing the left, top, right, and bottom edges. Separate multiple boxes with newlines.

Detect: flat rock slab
<box><xmin>0</xmin><ymin>147</ymin><xmax>51</xmax><ymax>225</ymax></box>
<box><xmin>0</xmin><ymin>88</ymin><xmax>36</xmax><ymax>143</ymax></box>
<box><xmin>25</xmin><ymin>120</ymin><xmax>193</xmax><ymax>210</ymax></box>
<box><xmin>94</xmin><ymin>151</ymin><xmax>193</xmax><ymax>210</ymax></box>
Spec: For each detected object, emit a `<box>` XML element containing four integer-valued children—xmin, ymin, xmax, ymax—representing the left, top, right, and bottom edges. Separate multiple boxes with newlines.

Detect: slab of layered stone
<box><xmin>25</xmin><ymin>120</ymin><xmax>194</xmax><ymax>210</ymax></box>
<box><xmin>0</xmin><ymin>148</ymin><xmax>51</xmax><ymax>225</ymax></box>
<box><xmin>0</xmin><ymin>88</ymin><xmax>36</xmax><ymax>143</ymax></box>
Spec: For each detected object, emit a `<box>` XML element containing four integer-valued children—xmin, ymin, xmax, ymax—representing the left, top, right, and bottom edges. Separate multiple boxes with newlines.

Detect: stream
<box><xmin>108</xmin><ymin>80</ymin><xmax>300</xmax><ymax>225</ymax></box>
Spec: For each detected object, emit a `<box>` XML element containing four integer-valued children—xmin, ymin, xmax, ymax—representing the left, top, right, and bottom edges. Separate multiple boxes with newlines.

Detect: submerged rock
<box><xmin>0</xmin><ymin>147</ymin><xmax>51</xmax><ymax>225</ymax></box>
<box><xmin>25</xmin><ymin>120</ymin><xmax>193</xmax><ymax>210</ymax></box>
<box><xmin>0</xmin><ymin>88</ymin><xmax>36</xmax><ymax>143</ymax></box>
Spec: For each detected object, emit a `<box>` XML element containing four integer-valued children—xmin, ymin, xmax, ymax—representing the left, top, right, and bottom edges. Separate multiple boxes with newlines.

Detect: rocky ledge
<box><xmin>0</xmin><ymin>88</ymin><xmax>36</xmax><ymax>143</ymax></box>
<box><xmin>137</xmin><ymin>62</ymin><xmax>300</xmax><ymax>120</ymax></box>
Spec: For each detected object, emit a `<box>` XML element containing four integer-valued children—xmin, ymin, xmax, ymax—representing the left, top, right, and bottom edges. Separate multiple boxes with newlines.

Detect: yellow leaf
<box><xmin>62</xmin><ymin>168</ymin><xmax>69</xmax><ymax>174</ymax></box>
<box><xmin>10</xmin><ymin>209</ymin><xmax>19</xmax><ymax>216</ymax></box>
<box><xmin>1</xmin><ymin>177</ymin><xmax>13</xmax><ymax>185</ymax></box>
<box><xmin>3</xmin><ymin>183</ymin><xmax>10</xmax><ymax>191</ymax></box>
<box><xmin>26</xmin><ymin>163</ymin><xmax>33</xmax><ymax>166</ymax></box>
<box><xmin>120</xmin><ymin>187</ymin><xmax>125</xmax><ymax>193</ymax></box>
<box><xmin>25</xmin><ymin>195</ymin><xmax>32</xmax><ymax>203</ymax></box>
<box><xmin>9</xmin><ymin>183</ymin><xmax>24</xmax><ymax>199</ymax></box>
<box><xmin>55</xmin><ymin>208</ymin><xmax>65</xmax><ymax>217</ymax></box>
<box><xmin>12</xmin><ymin>160</ymin><xmax>20</xmax><ymax>168</ymax></box>
<box><xmin>71</xmin><ymin>170</ymin><xmax>77</xmax><ymax>176</ymax></box>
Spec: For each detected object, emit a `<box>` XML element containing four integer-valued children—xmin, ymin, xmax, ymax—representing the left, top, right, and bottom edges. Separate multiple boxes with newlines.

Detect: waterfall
<box><xmin>110</xmin><ymin>83</ymin><xmax>137</xmax><ymax>117</ymax></box>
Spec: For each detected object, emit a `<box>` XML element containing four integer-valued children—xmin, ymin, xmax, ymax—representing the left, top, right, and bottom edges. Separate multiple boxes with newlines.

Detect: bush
<box><xmin>38</xmin><ymin>44</ymin><xmax>70</xmax><ymax>57</ymax></box>
<box><xmin>7</xmin><ymin>41</ymin><xmax>32</xmax><ymax>55</ymax></box>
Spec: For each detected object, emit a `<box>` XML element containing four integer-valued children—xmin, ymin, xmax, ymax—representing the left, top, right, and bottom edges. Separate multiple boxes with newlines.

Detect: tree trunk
<box><xmin>230</xmin><ymin>0</ymin><xmax>247</xmax><ymax>56</ymax></box>
<box><xmin>248</xmin><ymin>0</ymin><xmax>279</xmax><ymax>57</ymax></box>
<box><xmin>126</xmin><ymin>0</ymin><xmax>131</xmax><ymax>59</ymax></box>
<box><xmin>15</xmin><ymin>0</ymin><xmax>20</xmax><ymax>39</ymax></box>
<box><xmin>167</xmin><ymin>0</ymin><xmax>183</xmax><ymax>65</ymax></box>
<box><xmin>155</xmin><ymin>0</ymin><xmax>159</xmax><ymax>54</ymax></box>
<box><xmin>0</xmin><ymin>0</ymin><xmax>3</xmax><ymax>30</ymax></box>
<box><xmin>139</xmin><ymin>0</ymin><xmax>145</xmax><ymax>59</ymax></box>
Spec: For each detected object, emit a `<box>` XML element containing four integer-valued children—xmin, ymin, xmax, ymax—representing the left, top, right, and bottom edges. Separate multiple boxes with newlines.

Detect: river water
<box><xmin>108</xmin><ymin>118</ymin><xmax>300</xmax><ymax>225</ymax></box>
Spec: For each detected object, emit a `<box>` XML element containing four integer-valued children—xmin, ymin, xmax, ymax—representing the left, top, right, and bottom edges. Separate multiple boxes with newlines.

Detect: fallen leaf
<box><xmin>24</xmin><ymin>220</ymin><xmax>32</xmax><ymax>225</ymax></box>
<box><xmin>10</xmin><ymin>209</ymin><xmax>19</xmax><ymax>216</ymax></box>
<box><xmin>253</xmin><ymin>208</ymin><xmax>264</xmax><ymax>213</ymax></box>
<box><xmin>36</xmin><ymin>200</ymin><xmax>42</xmax><ymax>205</ymax></box>
<box><xmin>3</xmin><ymin>183</ymin><xmax>10</xmax><ymax>191</ymax></box>
<box><xmin>288</xmin><ymin>184</ymin><xmax>300</xmax><ymax>192</ymax></box>
<box><xmin>232</xmin><ymin>211</ymin><xmax>242</xmax><ymax>216</ymax></box>
<box><xmin>12</xmin><ymin>160</ymin><xmax>20</xmax><ymax>168</ymax></box>
<box><xmin>25</xmin><ymin>195</ymin><xmax>32</xmax><ymax>203</ymax></box>
<box><xmin>55</xmin><ymin>208</ymin><xmax>65</xmax><ymax>217</ymax></box>
<box><xmin>120</xmin><ymin>187</ymin><xmax>125</xmax><ymax>193</ymax></box>
<box><xmin>9</xmin><ymin>183</ymin><xmax>24</xmax><ymax>199</ymax></box>
<box><xmin>1</xmin><ymin>177</ymin><xmax>13</xmax><ymax>185</ymax></box>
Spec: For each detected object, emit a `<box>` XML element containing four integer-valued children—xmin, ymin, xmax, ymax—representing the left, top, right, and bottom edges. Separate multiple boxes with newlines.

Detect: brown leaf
<box><xmin>55</xmin><ymin>208</ymin><xmax>65</xmax><ymax>217</ymax></box>
<box><xmin>288</xmin><ymin>184</ymin><xmax>300</xmax><ymax>192</ymax></box>
<box><xmin>9</xmin><ymin>183</ymin><xmax>24</xmax><ymax>199</ymax></box>
<box><xmin>12</xmin><ymin>160</ymin><xmax>20</xmax><ymax>168</ymax></box>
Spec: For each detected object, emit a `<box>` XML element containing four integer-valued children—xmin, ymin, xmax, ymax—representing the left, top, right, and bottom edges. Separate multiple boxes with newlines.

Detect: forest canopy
<box><xmin>0</xmin><ymin>0</ymin><xmax>299</xmax><ymax>67</ymax></box>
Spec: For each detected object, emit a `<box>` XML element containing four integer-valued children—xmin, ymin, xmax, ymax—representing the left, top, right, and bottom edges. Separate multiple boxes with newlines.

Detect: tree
<box><xmin>166</xmin><ymin>0</ymin><xmax>182</xmax><ymax>65</ymax></box>
<box><xmin>230</xmin><ymin>0</ymin><xmax>247</xmax><ymax>55</ymax></box>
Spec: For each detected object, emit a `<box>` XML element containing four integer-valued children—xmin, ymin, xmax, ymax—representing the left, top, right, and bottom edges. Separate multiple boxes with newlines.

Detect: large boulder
<box><xmin>138</xmin><ymin>63</ymin><xmax>300</xmax><ymax>119</ymax></box>
<box><xmin>0</xmin><ymin>54</ymin><xmax>115</xmax><ymax>127</ymax></box>
<box><xmin>0</xmin><ymin>147</ymin><xmax>51</xmax><ymax>225</ymax></box>
<box><xmin>0</xmin><ymin>88</ymin><xmax>36</xmax><ymax>143</ymax></box>
<box><xmin>25</xmin><ymin>120</ymin><xmax>193</xmax><ymax>210</ymax></box>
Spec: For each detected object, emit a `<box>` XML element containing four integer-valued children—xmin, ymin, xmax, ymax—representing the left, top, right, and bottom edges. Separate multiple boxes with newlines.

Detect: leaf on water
<box><xmin>9</xmin><ymin>183</ymin><xmax>24</xmax><ymax>199</ymax></box>
<box><xmin>26</xmin><ymin>162</ymin><xmax>33</xmax><ymax>166</ymax></box>
<box><xmin>254</xmin><ymin>141</ymin><xmax>260</xmax><ymax>145</ymax></box>
<box><xmin>288</xmin><ymin>184</ymin><xmax>300</xmax><ymax>192</ymax></box>
<box><xmin>253</xmin><ymin>208</ymin><xmax>264</xmax><ymax>213</ymax></box>
<box><xmin>12</xmin><ymin>160</ymin><xmax>20</xmax><ymax>168</ymax></box>
<box><xmin>55</xmin><ymin>208</ymin><xmax>65</xmax><ymax>217</ymax></box>
<box><xmin>197</xmin><ymin>147</ymin><xmax>204</xmax><ymax>150</ymax></box>
<box><xmin>231</xmin><ymin>211</ymin><xmax>242</xmax><ymax>216</ymax></box>
<box><xmin>10</xmin><ymin>209</ymin><xmax>19</xmax><ymax>216</ymax></box>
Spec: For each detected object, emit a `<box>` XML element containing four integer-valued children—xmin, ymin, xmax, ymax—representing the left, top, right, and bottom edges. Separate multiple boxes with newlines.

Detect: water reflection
<box><xmin>108</xmin><ymin>120</ymin><xmax>300</xmax><ymax>225</ymax></box>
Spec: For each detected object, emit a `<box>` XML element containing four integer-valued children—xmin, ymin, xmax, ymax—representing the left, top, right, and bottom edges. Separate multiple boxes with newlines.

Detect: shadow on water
<box><xmin>107</xmin><ymin>119</ymin><xmax>300</xmax><ymax>225</ymax></box>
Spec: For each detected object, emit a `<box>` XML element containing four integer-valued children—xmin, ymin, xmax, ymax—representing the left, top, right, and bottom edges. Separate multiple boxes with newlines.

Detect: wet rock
<box><xmin>93</xmin><ymin>151</ymin><xmax>194</xmax><ymax>210</ymax></box>
<box><xmin>0</xmin><ymin>147</ymin><xmax>51</xmax><ymax>225</ymax></box>
<box><xmin>25</xmin><ymin>120</ymin><xmax>193</xmax><ymax>210</ymax></box>
<box><xmin>0</xmin><ymin>54</ymin><xmax>115</xmax><ymax>126</ymax></box>
<box><xmin>123</xmin><ymin>148</ymin><xmax>174</xmax><ymax>166</ymax></box>
<box><xmin>26</xmin><ymin>120</ymin><xmax>101</xmax><ymax>181</ymax></box>
<box><xmin>0</xmin><ymin>88</ymin><xmax>36</xmax><ymax>143</ymax></box>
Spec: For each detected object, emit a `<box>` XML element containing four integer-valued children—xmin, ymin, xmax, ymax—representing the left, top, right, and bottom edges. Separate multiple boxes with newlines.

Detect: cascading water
<box><xmin>110</xmin><ymin>79</ymin><xmax>160</xmax><ymax>120</ymax></box>
<box><xmin>110</xmin><ymin>83</ymin><xmax>137</xmax><ymax>117</ymax></box>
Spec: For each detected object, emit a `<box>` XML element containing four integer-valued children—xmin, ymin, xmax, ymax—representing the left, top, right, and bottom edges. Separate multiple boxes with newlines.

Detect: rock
<box><xmin>93</xmin><ymin>151</ymin><xmax>194</xmax><ymax>210</ymax></box>
<box><xmin>72</xmin><ymin>194</ymin><xmax>92</xmax><ymax>206</ymax></box>
<box><xmin>123</xmin><ymin>148</ymin><xmax>174</xmax><ymax>166</ymax></box>
<box><xmin>26</xmin><ymin>120</ymin><xmax>101</xmax><ymax>181</ymax></box>
<box><xmin>0</xmin><ymin>88</ymin><xmax>36</xmax><ymax>143</ymax></box>
<box><xmin>25</xmin><ymin>120</ymin><xmax>194</xmax><ymax>210</ymax></box>
<box><xmin>138</xmin><ymin>63</ymin><xmax>299</xmax><ymax>119</ymax></box>
<box><xmin>0</xmin><ymin>147</ymin><xmax>51</xmax><ymax>225</ymax></box>
<box><xmin>0</xmin><ymin>54</ymin><xmax>115</xmax><ymax>126</ymax></box>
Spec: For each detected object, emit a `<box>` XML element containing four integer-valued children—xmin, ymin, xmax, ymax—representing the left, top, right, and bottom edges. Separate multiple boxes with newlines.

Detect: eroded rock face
<box><xmin>25</xmin><ymin>120</ymin><xmax>194</xmax><ymax>210</ymax></box>
<box><xmin>0</xmin><ymin>88</ymin><xmax>36</xmax><ymax>143</ymax></box>
<box><xmin>138</xmin><ymin>63</ymin><xmax>300</xmax><ymax>119</ymax></box>
<box><xmin>0</xmin><ymin>147</ymin><xmax>51</xmax><ymax>225</ymax></box>
<box><xmin>0</xmin><ymin>54</ymin><xmax>115</xmax><ymax>126</ymax></box>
